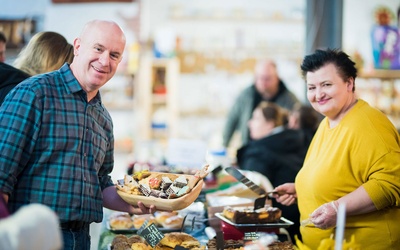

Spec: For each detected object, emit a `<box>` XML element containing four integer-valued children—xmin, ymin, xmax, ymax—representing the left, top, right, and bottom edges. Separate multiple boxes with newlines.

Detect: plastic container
<box><xmin>206</xmin><ymin>148</ymin><xmax>230</xmax><ymax>170</ymax></box>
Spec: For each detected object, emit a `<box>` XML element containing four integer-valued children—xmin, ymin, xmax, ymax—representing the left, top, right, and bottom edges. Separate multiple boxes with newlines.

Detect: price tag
<box><xmin>243</xmin><ymin>232</ymin><xmax>262</xmax><ymax>244</ymax></box>
<box><xmin>138</xmin><ymin>222</ymin><xmax>164</xmax><ymax>247</ymax></box>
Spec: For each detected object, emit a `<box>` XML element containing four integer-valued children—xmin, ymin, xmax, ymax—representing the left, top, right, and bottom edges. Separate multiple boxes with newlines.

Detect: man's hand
<box><xmin>131</xmin><ymin>201</ymin><xmax>156</xmax><ymax>215</ymax></box>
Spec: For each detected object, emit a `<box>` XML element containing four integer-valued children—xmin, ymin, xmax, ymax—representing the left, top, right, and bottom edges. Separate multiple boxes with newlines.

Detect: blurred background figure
<box><xmin>222</xmin><ymin>59</ymin><xmax>300</xmax><ymax>149</ymax></box>
<box><xmin>287</xmin><ymin>103</ymin><xmax>321</xmax><ymax>153</ymax></box>
<box><xmin>0</xmin><ymin>31</ymin><xmax>6</xmax><ymax>63</ymax></box>
<box><xmin>13</xmin><ymin>31</ymin><xmax>74</xmax><ymax>76</ymax></box>
<box><xmin>236</xmin><ymin>101</ymin><xmax>304</xmax><ymax>242</ymax></box>
<box><xmin>0</xmin><ymin>31</ymin><xmax>74</xmax><ymax>105</ymax></box>
<box><xmin>0</xmin><ymin>203</ymin><xmax>63</xmax><ymax>250</ymax></box>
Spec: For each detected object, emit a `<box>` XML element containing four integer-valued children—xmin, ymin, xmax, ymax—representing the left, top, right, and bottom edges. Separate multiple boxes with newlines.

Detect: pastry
<box><xmin>133</xmin><ymin>170</ymin><xmax>151</xmax><ymax>181</ymax></box>
<box><xmin>160</xmin><ymin>176</ymin><xmax>173</xmax><ymax>190</ymax></box>
<box><xmin>173</xmin><ymin>175</ymin><xmax>188</xmax><ymax>188</ymax></box>
<box><xmin>150</xmin><ymin>189</ymin><xmax>168</xmax><ymax>199</ymax></box>
<box><xmin>222</xmin><ymin>205</ymin><xmax>282</xmax><ymax>224</ymax></box>
<box><xmin>166</xmin><ymin>185</ymin><xmax>181</xmax><ymax>196</ymax></box>
<box><xmin>133</xmin><ymin>214</ymin><xmax>156</xmax><ymax>229</ymax></box>
<box><xmin>154</xmin><ymin>211</ymin><xmax>179</xmax><ymax>226</ymax></box>
<box><xmin>207</xmin><ymin>238</ymin><xmax>244</xmax><ymax>250</ymax></box>
<box><xmin>139</xmin><ymin>184</ymin><xmax>151</xmax><ymax>196</ymax></box>
<box><xmin>155</xmin><ymin>232</ymin><xmax>198</xmax><ymax>249</ymax></box>
<box><xmin>176</xmin><ymin>185</ymin><xmax>190</xmax><ymax>197</ymax></box>
<box><xmin>149</xmin><ymin>177</ymin><xmax>162</xmax><ymax>189</ymax></box>
<box><xmin>127</xmin><ymin>235</ymin><xmax>145</xmax><ymax>245</ymax></box>
<box><xmin>112</xmin><ymin>234</ymin><xmax>129</xmax><ymax>245</ymax></box>
<box><xmin>267</xmin><ymin>241</ymin><xmax>295</xmax><ymax>250</ymax></box>
<box><xmin>161</xmin><ymin>215</ymin><xmax>184</xmax><ymax>229</ymax></box>
<box><xmin>130</xmin><ymin>242</ymin><xmax>153</xmax><ymax>250</ymax></box>
<box><xmin>109</xmin><ymin>212</ymin><xmax>134</xmax><ymax>229</ymax></box>
<box><xmin>112</xmin><ymin>241</ymin><xmax>131</xmax><ymax>250</ymax></box>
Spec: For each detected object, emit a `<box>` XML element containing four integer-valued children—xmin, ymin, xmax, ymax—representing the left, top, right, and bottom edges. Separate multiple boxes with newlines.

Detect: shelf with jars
<box><xmin>357</xmin><ymin>69</ymin><xmax>400</xmax><ymax>128</ymax></box>
<box><xmin>134</xmin><ymin>56</ymin><xmax>180</xmax><ymax>146</ymax></box>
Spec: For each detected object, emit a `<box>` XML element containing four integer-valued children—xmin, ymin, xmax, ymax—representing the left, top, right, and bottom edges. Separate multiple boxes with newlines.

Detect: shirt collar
<box><xmin>59</xmin><ymin>63</ymin><xmax>103</xmax><ymax>105</ymax></box>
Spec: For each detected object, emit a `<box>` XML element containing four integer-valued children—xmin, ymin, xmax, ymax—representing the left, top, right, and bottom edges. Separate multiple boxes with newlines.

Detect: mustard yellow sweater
<box><xmin>296</xmin><ymin>99</ymin><xmax>400</xmax><ymax>250</ymax></box>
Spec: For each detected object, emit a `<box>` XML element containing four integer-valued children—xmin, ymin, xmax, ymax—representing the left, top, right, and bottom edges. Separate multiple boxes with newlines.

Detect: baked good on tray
<box><xmin>109</xmin><ymin>212</ymin><xmax>134</xmax><ymax>230</ymax></box>
<box><xmin>154</xmin><ymin>232</ymin><xmax>204</xmax><ymax>249</ymax></box>
<box><xmin>111</xmin><ymin>234</ymin><xmax>150</xmax><ymax>250</ymax></box>
<box><xmin>207</xmin><ymin>238</ymin><xmax>244</xmax><ymax>250</ymax></box>
<box><xmin>267</xmin><ymin>241</ymin><xmax>295</xmax><ymax>250</ymax></box>
<box><xmin>222</xmin><ymin>205</ymin><xmax>282</xmax><ymax>224</ymax></box>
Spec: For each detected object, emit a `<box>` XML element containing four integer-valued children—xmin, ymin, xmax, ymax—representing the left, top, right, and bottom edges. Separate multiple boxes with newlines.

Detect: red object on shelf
<box><xmin>220</xmin><ymin>220</ymin><xmax>279</xmax><ymax>240</ymax></box>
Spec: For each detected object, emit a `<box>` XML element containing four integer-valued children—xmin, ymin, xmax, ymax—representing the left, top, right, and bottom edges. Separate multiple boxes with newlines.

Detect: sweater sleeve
<box><xmin>363</xmin><ymin>151</ymin><xmax>400</xmax><ymax>209</ymax></box>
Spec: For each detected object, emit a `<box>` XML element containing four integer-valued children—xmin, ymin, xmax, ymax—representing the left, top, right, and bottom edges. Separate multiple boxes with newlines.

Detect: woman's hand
<box><xmin>273</xmin><ymin>183</ymin><xmax>297</xmax><ymax>206</ymax></box>
<box><xmin>310</xmin><ymin>201</ymin><xmax>338</xmax><ymax>229</ymax></box>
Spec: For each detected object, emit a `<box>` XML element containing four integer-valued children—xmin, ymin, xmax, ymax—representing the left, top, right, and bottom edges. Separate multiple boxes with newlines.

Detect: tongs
<box><xmin>224</xmin><ymin>167</ymin><xmax>267</xmax><ymax>211</ymax></box>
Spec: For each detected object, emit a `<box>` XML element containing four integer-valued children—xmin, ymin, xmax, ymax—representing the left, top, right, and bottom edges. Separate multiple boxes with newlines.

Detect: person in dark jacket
<box><xmin>222</xmin><ymin>60</ymin><xmax>300</xmax><ymax>148</ymax></box>
<box><xmin>0</xmin><ymin>63</ymin><xmax>30</xmax><ymax>105</ymax></box>
<box><xmin>236</xmin><ymin>101</ymin><xmax>305</xmax><ymax>242</ymax></box>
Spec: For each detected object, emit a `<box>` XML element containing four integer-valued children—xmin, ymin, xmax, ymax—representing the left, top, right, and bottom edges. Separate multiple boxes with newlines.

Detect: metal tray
<box><xmin>106</xmin><ymin>221</ymin><xmax>179</xmax><ymax>233</ymax></box>
<box><xmin>214</xmin><ymin>212</ymin><xmax>294</xmax><ymax>228</ymax></box>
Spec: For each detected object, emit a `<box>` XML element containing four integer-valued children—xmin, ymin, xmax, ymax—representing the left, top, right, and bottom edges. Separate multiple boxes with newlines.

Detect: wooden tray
<box><xmin>117</xmin><ymin>173</ymin><xmax>204</xmax><ymax>211</ymax></box>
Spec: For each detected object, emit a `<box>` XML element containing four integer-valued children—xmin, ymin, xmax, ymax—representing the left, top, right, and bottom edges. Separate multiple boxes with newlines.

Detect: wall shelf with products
<box><xmin>134</xmin><ymin>56</ymin><xmax>180</xmax><ymax>145</ymax></box>
<box><xmin>357</xmin><ymin>69</ymin><xmax>400</xmax><ymax>128</ymax></box>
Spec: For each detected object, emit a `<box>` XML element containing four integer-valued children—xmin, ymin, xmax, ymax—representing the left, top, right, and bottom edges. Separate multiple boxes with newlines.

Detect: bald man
<box><xmin>0</xmin><ymin>20</ymin><xmax>156</xmax><ymax>250</ymax></box>
<box><xmin>223</xmin><ymin>60</ymin><xmax>300</xmax><ymax>148</ymax></box>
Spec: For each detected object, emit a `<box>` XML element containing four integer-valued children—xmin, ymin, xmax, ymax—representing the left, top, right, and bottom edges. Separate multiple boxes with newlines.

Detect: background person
<box><xmin>0</xmin><ymin>203</ymin><xmax>63</xmax><ymax>250</ymax></box>
<box><xmin>274</xmin><ymin>48</ymin><xmax>400</xmax><ymax>249</ymax></box>
<box><xmin>0</xmin><ymin>31</ymin><xmax>6</xmax><ymax>62</ymax></box>
<box><xmin>0</xmin><ymin>20</ymin><xmax>156</xmax><ymax>250</ymax></box>
<box><xmin>13</xmin><ymin>31</ymin><xmax>74</xmax><ymax>76</ymax></box>
<box><xmin>0</xmin><ymin>31</ymin><xmax>74</xmax><ymax>105</ymax></box>
<box><xmin>222</xmin><ymin>59</ymin><xmax>300</xmax><ymax>148</ymax></box>
<box><xmin>236</xmin><ymin>101</ymin><xmax>304</xmax><ymax>241</ymax></box>
<box><xmin>287</xmin><ymin>103</ymin><xmax>321</xmax><ymax>154</ymax></box>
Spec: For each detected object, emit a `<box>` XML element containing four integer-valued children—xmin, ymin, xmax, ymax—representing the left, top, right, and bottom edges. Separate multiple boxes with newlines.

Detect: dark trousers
<box><xmin>61</xmin><ymin>224</ymin><xmax>91</xmax><ymax>250</ymax></box>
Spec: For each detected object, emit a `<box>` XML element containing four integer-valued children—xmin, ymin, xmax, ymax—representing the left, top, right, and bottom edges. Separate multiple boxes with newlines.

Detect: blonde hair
<box><xmin>13</xmin><ymin>31</ymin><xmax>74</xmax><ymax>76</ymax></box>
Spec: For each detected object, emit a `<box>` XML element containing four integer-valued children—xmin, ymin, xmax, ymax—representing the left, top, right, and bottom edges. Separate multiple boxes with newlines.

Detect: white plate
<box><xmin>215</xmin><ymin>212</ymin><xmax>294</xmax><ymax>228</ymax></box>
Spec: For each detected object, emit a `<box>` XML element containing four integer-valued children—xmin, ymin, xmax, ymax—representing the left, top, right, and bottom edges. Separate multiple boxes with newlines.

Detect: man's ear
<box><xmin>73</xmin><ymin>38</ymin><xmax>81</xmax><ymax>56</ymax></box>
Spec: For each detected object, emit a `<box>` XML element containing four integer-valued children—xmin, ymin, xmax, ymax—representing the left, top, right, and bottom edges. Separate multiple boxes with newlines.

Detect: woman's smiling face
<box><xmin>306</xmin><ymin>63</ymin><xmax>354</xmax><ymax>122</ymax></box>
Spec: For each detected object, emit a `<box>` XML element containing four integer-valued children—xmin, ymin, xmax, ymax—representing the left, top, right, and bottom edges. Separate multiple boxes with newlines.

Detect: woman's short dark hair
<box><xmin>300</xmin><ymin>48</ymin><xmax>358</xmax><ymax>89</ymax></box>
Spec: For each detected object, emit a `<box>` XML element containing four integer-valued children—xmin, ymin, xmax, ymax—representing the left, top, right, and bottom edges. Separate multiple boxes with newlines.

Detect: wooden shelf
<box><xmin>359</xmin><ymin>69</ymin><xmax>400</xmax><ymax>80</ymax></box>
<box><xmin>357</xmin><ymin>70</ymin><xmax>400</xmax><ymax>128</ymax></box>
<box><xmin>135</xmin><ymin>56</ymin><xmax>180</xmax><ymax>143</ymax></box>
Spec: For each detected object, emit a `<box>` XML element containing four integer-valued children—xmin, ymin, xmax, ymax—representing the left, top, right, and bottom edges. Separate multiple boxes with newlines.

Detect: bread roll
<box><xmin>154</xmin><ymin>211</ymin><xmax>178</xmax><ymax>226</ymax></box>
<box><xmin>157</xmin><ymin>232</ymin><xmax>197</xmax><ymax>248</ymax></box>
<box><xmin>133</xmin><ymin>214</ymin><xmax>156</xmax><ymax>229</ymax></box>
<box><xmin>109</xmin><ymin>213</ymin><xmax>134</xmax><ymax>229</ymax></box>
<box><xmin>130</xmin><ymin>242</ymin><xmax>152</xmax><ymax>250</ymax></box>
<box><xmin>161</xmin><ymin>215</ymin><xmax>184</xmax><ymax>229</ymax></box>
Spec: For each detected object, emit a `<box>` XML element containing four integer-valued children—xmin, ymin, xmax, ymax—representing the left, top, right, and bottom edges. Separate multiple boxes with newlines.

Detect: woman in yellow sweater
<box><xmin>273</xmin><ymin>48</ymin><xmax>400</xmax><ymax>249</ymax></box>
